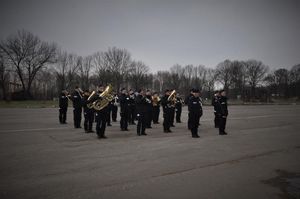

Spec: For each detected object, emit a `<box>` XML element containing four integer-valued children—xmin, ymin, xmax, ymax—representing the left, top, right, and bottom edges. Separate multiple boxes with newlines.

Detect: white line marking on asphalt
<box><xmin>0</xmin><ymin>127</ymin><xmax>69</xmax><ymax>133</ymax></box>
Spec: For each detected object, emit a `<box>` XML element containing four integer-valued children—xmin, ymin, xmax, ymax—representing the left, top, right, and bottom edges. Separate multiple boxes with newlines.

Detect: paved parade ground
<box><xmin>0</xmin><ymin>105</ymin><xmax>299</xmax><ymax>199</ymax></box>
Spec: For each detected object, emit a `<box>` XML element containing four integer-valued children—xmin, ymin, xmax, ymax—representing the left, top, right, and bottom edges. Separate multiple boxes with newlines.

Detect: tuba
<box><xmin>88</xmin><ymin>85</ymin><xmax>114</xmax><ymax>111</ymax></box>
<box><xmin>167</xmin><ymin>90</ymin><xmax>177</xmax><ymax>106</ymax></box>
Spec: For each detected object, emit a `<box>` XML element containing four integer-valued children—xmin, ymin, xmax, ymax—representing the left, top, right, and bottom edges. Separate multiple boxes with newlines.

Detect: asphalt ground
<box><xmin>0</xmin><ymin>105</ymin><xmax>299</xmax><ymax>199</ymax></box>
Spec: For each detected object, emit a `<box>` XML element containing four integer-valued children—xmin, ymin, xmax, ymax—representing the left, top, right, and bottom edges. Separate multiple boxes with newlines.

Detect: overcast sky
<box><xmin>0</xmin><ymin>0</ymin><xmax>299</xmax><ymax>72</ymax></box>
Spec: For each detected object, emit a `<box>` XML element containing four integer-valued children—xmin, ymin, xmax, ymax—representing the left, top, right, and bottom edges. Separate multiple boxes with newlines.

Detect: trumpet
<box><xmin>167</xmin><ymin>90</ymin><xmax>177</xmax><ymax>106</ymax></box>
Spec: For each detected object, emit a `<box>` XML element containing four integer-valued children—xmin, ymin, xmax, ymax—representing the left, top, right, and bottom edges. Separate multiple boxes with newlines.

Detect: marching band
<box><xmin>58</xmin><ymin>85</ymin><xmax>229</xmax><ymax>139</ymax></box>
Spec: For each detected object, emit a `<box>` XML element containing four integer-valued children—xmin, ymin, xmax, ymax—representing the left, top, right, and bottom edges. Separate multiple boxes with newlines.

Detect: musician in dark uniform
<box><xmin>170</xmin><ymin>90</ymin><xmax>175</xmax><ymax>127</ymax></box>
<box><xmin>59</xmin><ymin>90</ymin><xmax>69</xmax><ymax>124</ymax></box>
<box><xmin>82</xmin><ymin>90</ymin><xmax>94</xmax><ymax>133</ymax></box>
<box><xmin>175</xmin><ymin>94</ymin><xmax>183</xmax><ymax>123</ymax></box>
<box><xmin>119</xmin><ymin>88</ymin><xmax>130</xmax><ymax>131</ymax></box>
<box><xmin>111</xmin><ymin>91</ymin><xmax>119</xmax><ymax>122</ymax></box>
<box><xmin>128</xmin><ymin>89</ymin><xmax>136</xmax><ymax>125</ymax></box>
<box><xmin>145</xmin><ymin>90</ymin><xmax>153</xmax><ymax>128</ymax></box>
<box><xmin>211</xmin><ymin>90</ymin><xmax>220</xmax><ymax>128</ymax></box>
<box><xmin>185</xmin><ymin>89</ymin><xmax>194</xmax><ymax>129</ymax></box>
<box><xmin>135</xmin><ymin>89</ymin><xmax>148</xmax><ymax>136</ymax></box>
<box><xmin>106</xmin><ymin>100</ymin><xmax>112</xmax><ymax>126</ymax></box>
<box><xmin>93</xmin><ymin>85</ymin><xmax>108</xmax><ymax>139</ymax></box>
<box><xmin>161</xmin><ymin>89</ymin><xmax>173</xmax><ymax>133</ymax></box>
<box><xmin>152</xmin><ymin>92</ymin><xmax>160</xmax><ymax>124</ymax></box>
<box><xmin>188</xmin><ymin>89</ymin><xmax>203</xmax><ymax>138</ymax></box>
<box><xmin>216</xmin><ymin>90</ymin><xmax>228</xmax><ymax>135</ymax></box>
<box><xmin>71</xmin><ymin>86</ymin><xmax>83</xmax><ymax>128</ymax></box>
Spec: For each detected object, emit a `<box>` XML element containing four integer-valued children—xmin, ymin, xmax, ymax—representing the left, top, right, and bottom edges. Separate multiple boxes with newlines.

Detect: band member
<box><xmin>211</xmin><ymin>90</ymin><xmax>220</xmax><ymax>128</ymax></box>
<box><xmin>111</xmin><ymin>91</ymin><xmax>119</xmax><ymax>122</ymax></box>
<box><xmin>188</xmin><ymin>89</ymin><xmax>203</xmax><ymax>138</ymax></box>
<box><xmin>71</xmin><ymin>86</ymin><xmax>83</xmax><ymax>128</ymax></box>
<box><xmin>145</xmin><ymin>90</ymin><xmax>153</xmax><ymax>128</ymax></box>
<box><xmin>119</xmin><ymin>88</ymin><xmax>130</xmax><ymax>131</ymax></box>
<box><xmin>135</xmin><ymin>89</ymin><xmax>148</xmax><ymax>136</ymax></box>
<box><xmin>128</xmin><ymin>89</ymin><xmax>136</xmax><ymax>125</ymax></box>
<box><xmin>185</xmin><ymin>89</ymin><xmax>194</xmax><ymax>129</ymax></box>
<box><xmin>59</xmin><ymin>90</ymin><xmax>69</xmax><ymax>124</ymax></box>
<box><xmin>106</xmin><ymin>100</ymin><xmax>112</xmax><ymax>126</ymax></box>
<box><xmin>175</xmin><ymin>94</ymin><xmax>184</xmax><ymax>123</ymax></box>
<box><xmin>94</xmin><ymin>85</ymin><xmax>108</xmax><ymax>139</ymax></box>
<box><xmin>152</xmin><ymin>92</ymin><xmax>161</xmax><ymax>124</ymax></box>
<box><xmin>170</xmin><ymin>94</ymin><xmax>175</xmax><ymax>127</ymax></box>
<box><xmin>82</xmin><ymin>90</ymin><xmax>94</xmax><ymax>133</ymax></box>
<box><xmin>161</xmin><ymin>89</ymin><xmax>173</xmax><ymax>133</ymax></box>
<box><xmin>216</xmin><ymin>90</ymin><xmax>228</xmax><ymax>135</ymax></box>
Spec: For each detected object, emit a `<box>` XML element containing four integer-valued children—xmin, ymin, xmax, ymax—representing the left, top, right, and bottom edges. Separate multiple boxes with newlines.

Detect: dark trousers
<box><xmin>163</xmin><ymin>110</ymin><xmax>172</xmax><ymax>131</ymax></box>
<box><xmin>219</xmin><ymin>116</ymin><xmax>227</xmax><ymax>134</ymax></box>
<box><xmin>59</xmin><ymin>107</ymin><xmax>67</xmax><ymax>123</ymax></box>
<box><xmin>188</xmin><ymin>112</ymin><xmax>200</xmax><ymax>136</ymax></box>
<box><xmin>128</xmin><ymin>106</ymin><xmax>136</xmax><ymax>124</ymax></box>
<box><xmin>137</xmin><ymin>113</ymin><xmax>146</xmax><ymax>135</ymax></box>
<box><xmin>176</xmin><ymin>108</ymin><xmax>182</xmax><ymax>122</ymax></box>
<box><xmin>112</xmin><ymin>105</ymin><xmax>118</xmax><ymax>122</ymax></box>
<box><xmin>84</xmin><ymin>110</ymin><xmax>94</xmax><ymax>132</ymax></box>
<box><xmin>214</xmin><ymin>112</ymin><xmax>220</xmax><ymax>128</ymax></box>
<box><xmin>73</xmin><ymin>108</ymin><xmax>82</xmax><ymax>128</ymax></box>
<box><xmin>120</xmin><ymin>111</ymin><xmax>129</xmax><ymax>130</ymax></box>
<box><xmin>96</xmin><ymin>112</ymin><xmax>107</xmax><ymax>137</ymax></box>
<box><xmin>106</xmin><ymin>107</ymin><xmax>112</xmax><ymax>125</ymax></box>
<box><xmin>188</xmin><ymin>113</ymin><xmax>192</xmax><ymax>130</ymax></box>
<box><xmin>152</xmin><ymin>106</ymin><xmax>160</xmax><ymax>123</ymax></box>
<box><xmin>170</xmin><ymin>108</ymin><xmax>175</xmax><ymax>125</ymax></box>
<box><xmin>146</xmin><ymin>108</ymin><xmax>153</xmax><ymax>128</ymax></box>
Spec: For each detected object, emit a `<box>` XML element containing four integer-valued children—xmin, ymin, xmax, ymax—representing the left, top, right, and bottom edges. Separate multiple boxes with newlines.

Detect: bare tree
<box><xmin>54</xmin><ymin>51</ymin><xmax>80</xmax><ymax>92</ymax></box>
<box><xmin>0</xmin><ymin>51</ymin><xmax>10</xmax><ymax>100</ymax></box>
<box><xmin>79</xmin><ymin>55</ymin><xmax>94</xmax><ymax>90</ymax></box>
<box><xmin>0</xmin><ymin>30</ymin><xmax>57</xmax><ymax>99</ymax></box>
<box><xmin>245</xmin><ymin>60</ymin><xmax>268</xmax><ymax>99</ymax></box>
<box><xmin>128</xmin><ymin>61</ymin><xmax>149</xmax><ymax>90</ymax></box>
<box><xmin>215</xmin><ymin>60</ymin><xmax>232</xmax><ymax>92</ymax></box>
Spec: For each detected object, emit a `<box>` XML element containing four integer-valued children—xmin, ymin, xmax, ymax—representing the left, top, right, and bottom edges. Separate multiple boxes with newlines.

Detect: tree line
<box><xmin>0</xmin><ymin>30</ymin><xmax>299</xmax><ymax>101</ymax></box>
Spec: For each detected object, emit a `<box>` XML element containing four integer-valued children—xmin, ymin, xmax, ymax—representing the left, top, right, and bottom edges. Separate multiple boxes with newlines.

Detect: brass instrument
<box><xmin>167</xmin><ymin>90</ymin><xmax>177</xmax><ymax>106</ymax></box>
<box><xmin>152</xmin><ymin>96</ymin><xmax>161</xmax><ymax>106</ymax></box>
<box><xmin>87</xmin><ymin>85</ymin><xmax>114</xmax><ymax>111</ymax></box>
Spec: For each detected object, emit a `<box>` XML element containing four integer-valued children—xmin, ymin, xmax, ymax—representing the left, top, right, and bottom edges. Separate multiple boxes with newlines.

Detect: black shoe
<box><xmin>171</xmin><ymin>124</ymin><xmax>175</xmax><ymax>127</ymax></box>
<box><xmin>220</xmin><ymin>132</ymin><xmax>228</xmax><ymax>135</ymax></box>
<box><xmin>125</xmin><ymin>128</ymin><xmax>129</xmax><ymax>131</ymax></box>
<box><xmin>141</xmin><ymin>133</ymin><xmax>147</xmax><ymax>136</ymax></box>
<box><xmin>88</xmin><ymin>130</ymin><xmax>95</xmax><ymax>133</ymax></box>
<box><xmin>100</xmin><ymin>135</ymin><xmax>107</xmax><ymax>139</ymax></box>
<box><xmin>107</xmin><ymin>124</ymin><xmax>112</xmax><ymax>126</ymax></box>
<box><xmin>112</xmin><ymin>120</ymin><xmax>117</xmax><ymax>122</ymax></box>
<box><xmin>167</xmin><ymin>129</ymin><xmax>172</xmax><ymax>133</ymax></box>
<box><xmin>192</xmin><ymin>134</ymin><xmax>200</xmax><ymax>138</ymax></box>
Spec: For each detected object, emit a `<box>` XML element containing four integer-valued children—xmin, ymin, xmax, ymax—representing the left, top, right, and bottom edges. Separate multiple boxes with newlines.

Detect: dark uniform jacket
<box><xmin>211</xmin><ymin>95</ymin><xmax>219</xmax><ymax>113</ymax></box>
<box><xmin>71</xmin><ymin>90</ymin><xmax>82</xmax><ymax>109</ymax></box>
<box><xmin>216</xmin><ymin>96</ymin><xmax>228</xmax><ymax>117</ymax></box>
<box><xmin>184</xmin><ymin>94</ymin><xmax>193</xmax><ymax>105</ymax></box>
<box><xmin>59</xmin><ymin>93</ymin><xmax>68</xmax><ymax>109</ymax></box>
<box><xmin>161</xmin><ymin>95</ymin><xmax>172</xmax><ymax>112</ymax></box>
<box><xmin>175</xmin><ymin>97</ymin><xmax>183</xmax><ymax>110</ymax></box>
<box><xmin>188</xmin><ymin>96</ymin><xmax>203</xmax><ymax>117</ymax></box>
<box><xmin>135</xmin><ymin>94</ymin><xmax>148</xmax><ymax>114</ymax></box>
<box><xmin>119</xmin><ymin>94</ymin><xmax>130</xmax><ymax>114</ymax></box>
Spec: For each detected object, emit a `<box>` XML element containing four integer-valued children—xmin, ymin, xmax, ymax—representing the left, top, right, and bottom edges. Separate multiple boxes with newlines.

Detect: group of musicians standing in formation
<box><xmin>59</xmin><ymin>85</ymin><xmax>228</xmax><ymax>139</ymax></box>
